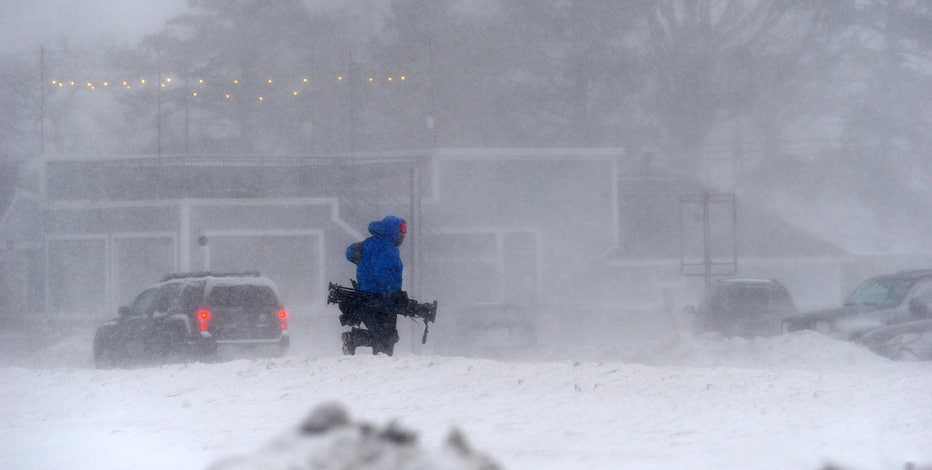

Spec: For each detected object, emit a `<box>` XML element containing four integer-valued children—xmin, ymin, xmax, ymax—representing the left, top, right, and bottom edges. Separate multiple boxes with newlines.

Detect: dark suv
<box><xmin>438</xmin><ymin>303</ymin><xmax>538</xmax><ymax>358</ymax></box>
<box><xmin>687</xmin><ymin>278</ymin><xmax>798</xmax><ymax>338</ymax></box>
<box><xmin>782</xmin><ymin>269</ymin><xmax>932</xmax><ymax>341</ymax></box>
<box><xmin>93</xmin><ymin>272</ymin><xmax>290</xmax><ymax>368</ymax></box>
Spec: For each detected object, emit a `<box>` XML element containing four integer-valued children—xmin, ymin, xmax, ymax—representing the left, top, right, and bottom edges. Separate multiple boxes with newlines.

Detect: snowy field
<box><xmin>2</xmin><ymin>316</ymin><xmax>931</xmax><ymax>470</ymax></box>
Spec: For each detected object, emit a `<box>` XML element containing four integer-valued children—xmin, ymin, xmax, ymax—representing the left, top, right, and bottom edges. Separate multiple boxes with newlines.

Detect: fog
<box><xmin>0</xmin><ymin>0</ymin><xmax>928</xmax><ymax>335</ymax></box>
<box><xmin>0</xmin><ymin>0</ymin><xmax>188</xmax><ymax>54</ymax></box>
<box><xmin>1</xmin><ymin>2</ymin><xmax>931</xmax><ymax>468</ymax></box>
<box><xmin>0</xmin><ymin>0</ymin><xmax>928</xmax><ymax>332</ymax></box>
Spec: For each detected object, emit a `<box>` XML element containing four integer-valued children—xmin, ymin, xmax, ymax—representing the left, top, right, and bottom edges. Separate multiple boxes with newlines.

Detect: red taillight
<box><xmin>278</xmin><ymin>309</ymin><xmax>288</xmax><ymax>330</ymax></box>
<box><xmin>197</xmin><ymin>309</ymin><xmax>211</xmax><ymax>331</ymax></box>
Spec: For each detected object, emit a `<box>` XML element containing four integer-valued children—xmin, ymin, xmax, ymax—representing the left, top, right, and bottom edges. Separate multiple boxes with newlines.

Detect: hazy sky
<box><xmin>0</xmin><ymin>0</ymin><xmax>187</xmax><ymax>53</ymax></box>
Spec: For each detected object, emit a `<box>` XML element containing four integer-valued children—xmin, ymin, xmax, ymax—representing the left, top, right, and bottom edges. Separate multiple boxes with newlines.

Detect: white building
<box><xmin>0</xmin><ymin>149</ymin><xmax>854</xmax><ymax>330</ymax></box>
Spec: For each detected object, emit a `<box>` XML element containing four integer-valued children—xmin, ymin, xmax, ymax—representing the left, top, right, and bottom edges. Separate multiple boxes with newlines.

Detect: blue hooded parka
<box><xmin>345</xmin><ymin>215</ymin><xmax>405</xmax><ymax>295</ymax></box>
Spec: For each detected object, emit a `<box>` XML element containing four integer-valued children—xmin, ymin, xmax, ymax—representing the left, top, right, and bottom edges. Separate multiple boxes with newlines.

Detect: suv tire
<box><xmin>896</xmin><ymin>347</ymin><xmax>920</xmax><ymax>362</ymax></box>
<box><xmin>161</xmin><ymin>322</ymin><xmax>189</xmax><ymax>362</ymax></box>
<box><xmin>93</xmin><ymin>328</ymin><xmax>119</xmax><ymax>369</ymax></box>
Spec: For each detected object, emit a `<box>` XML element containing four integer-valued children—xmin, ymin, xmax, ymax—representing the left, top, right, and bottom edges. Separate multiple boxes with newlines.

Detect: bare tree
<box><xmin>156</xmin><ymin>0</ymin><xmax>322</xmax><ymax>154</ymax></box>
<box><xmin>643</xmin><ymin>1</ymin><xmax>832</xmax><ymax>175</ymax></box>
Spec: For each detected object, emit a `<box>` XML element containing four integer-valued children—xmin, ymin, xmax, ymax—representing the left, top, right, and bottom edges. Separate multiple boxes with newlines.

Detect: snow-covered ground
<box><xmin>1</xmin><ymin>316</ymin><xmax>931</xmax><ymax>470</ymax></box>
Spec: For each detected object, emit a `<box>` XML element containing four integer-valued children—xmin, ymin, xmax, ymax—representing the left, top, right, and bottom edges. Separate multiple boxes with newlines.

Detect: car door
<box><xmin>834</xmin><ymin>277</ymin><xmax>912</xmax><ymax>338</ymax></box>
<box><xmin>148</xmin><ymin>283</ymin><xmax>184</xmax><ymax>351</ymax></box>
<box><xmin>116</xmin><ymin>287</ymin><xmax>160</xmax><ymax>360</ymax></box>
<box><xmin>175</xmin><ymin>281</ymin><xmax>205</xmax><ymax>328</ymax></box>
<box><xmin>901</xmin><ymin>279</ymin><xmax>932</xmax><ymax>322</ymax></box>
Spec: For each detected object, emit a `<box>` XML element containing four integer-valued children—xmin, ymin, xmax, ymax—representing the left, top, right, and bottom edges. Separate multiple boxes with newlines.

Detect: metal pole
<box><xmin>410</xmin><ymin>161</ymin><xmax>420</xmax><ymax>299</ymax></box>
<box><xmin>348</xmin><ymin>55</ymin><xmax>356</xmax><ymax>157</ymax></box>
<box><xmin>427</xmin><ymin>35</ymin><xmax>437</xmax><ymax>148</ymax></box>
<box><xmin>39</xmin><ymin>46</ymin><xmax>45</xmax><ymax>156</ymax></box>
<box><xmin>157</xmin><ymin>57</ymin><xmax>162</xmax><ymax>159</ymax></box>
<box><xmin>183</xmin><ymin>59</ymin><xmax>190</xmax><ymax>154</ymax></box>
<box><xmin>409</xmin><ymin>162</ymin><xmax>418</xmax><ymax>354</ymax></box>
<box><xmin>38</xmin><ymin>45</ymin><xmax>49</xmax><ymax>320</ymax></box>
<box><xmin>703</xmin><ymin>191</ymin><xmax>712</xmax><ymax>292</ymax></box>
<box><xmin>731</xmin><ymin>193</ymin><xmax>738</xmax><ymax>275</ymax></box>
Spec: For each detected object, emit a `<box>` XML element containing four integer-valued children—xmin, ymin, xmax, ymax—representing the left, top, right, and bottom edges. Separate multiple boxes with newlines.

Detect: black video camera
<box><xmin>328</xmin><ymin>282</ymin><xmax>438</xmax><ymax>343</ymax></box>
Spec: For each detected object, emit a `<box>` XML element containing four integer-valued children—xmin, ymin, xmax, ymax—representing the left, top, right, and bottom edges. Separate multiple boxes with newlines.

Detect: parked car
<box><xmin>686</xmin><ymin>278</ymin><xmax>798</xmax><ymax>338</ymax></box>
<box><xmin>93</xmin><ymin>271</ymin><xmax>290</xmax><ymax>368</ymax></box>
<box><xmin>859</xmin><ymin>294</ymin><xmax>932</xmax><ymax>361</ymax></box>
<box><xmin>782</xmin><ymin>269</ymin><xmax>932</xmax><ymax>341</ymax></box>
<box><xmin>439</xmin><ymin>303</ymin><xmax>538</xmax><ymax>358</ymax></box>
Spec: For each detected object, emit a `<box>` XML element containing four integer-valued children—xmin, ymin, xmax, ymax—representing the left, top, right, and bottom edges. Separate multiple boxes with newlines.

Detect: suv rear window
<box><xmin>207</xmin><ymin>285</ymin><xmax>278</xmax><ymax>308</ymax></box>
<box><xmin>711</xmin><ymin>285</ymin><xmax>792</xmax><ymax>317</ymax></box>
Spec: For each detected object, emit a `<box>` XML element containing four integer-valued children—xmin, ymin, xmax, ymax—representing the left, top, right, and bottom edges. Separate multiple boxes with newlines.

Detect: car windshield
<box><xmin>844</xmin><ymin>278</ymin><xmax>914</xmax><ymax>308</ymax></box>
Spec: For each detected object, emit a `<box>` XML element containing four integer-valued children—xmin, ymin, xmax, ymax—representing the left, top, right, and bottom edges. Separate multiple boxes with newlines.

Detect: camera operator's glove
<box><xmin>337</xmin><ymin>301</ymin><xmax>362</xmax><ymax>327</ymax></box>
<box><xmin>390</xmin><ymin>290</ymin><xmax>409</xmax><ymax>307</ymax></box>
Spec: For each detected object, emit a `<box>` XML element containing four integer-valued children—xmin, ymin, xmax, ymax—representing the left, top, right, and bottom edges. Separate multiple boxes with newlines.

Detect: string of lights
<box><xmin>46</xmin><ymin>73</ymin><xmax>411</xmax><ymax>102</ymax></box>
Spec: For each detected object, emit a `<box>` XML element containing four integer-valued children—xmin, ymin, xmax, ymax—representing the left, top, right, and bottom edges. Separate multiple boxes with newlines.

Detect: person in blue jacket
<box><xmin>342</xmin><ymin>215</ymin><xmax>407</xmax><ymax>355</ymax></box>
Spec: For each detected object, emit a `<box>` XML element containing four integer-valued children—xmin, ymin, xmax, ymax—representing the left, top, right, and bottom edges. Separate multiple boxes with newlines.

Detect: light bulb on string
<box><xmin>43</xmin><ymin>69</ymin><xmax>410</xmax><ymax>100</ymax></box>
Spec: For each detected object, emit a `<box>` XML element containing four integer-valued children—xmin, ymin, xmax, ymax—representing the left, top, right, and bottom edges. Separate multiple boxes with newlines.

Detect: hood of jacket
<box><xmin>368</xmin><ymin>215</ymin><xmax>405</xmax><ymax>246</ymax></box>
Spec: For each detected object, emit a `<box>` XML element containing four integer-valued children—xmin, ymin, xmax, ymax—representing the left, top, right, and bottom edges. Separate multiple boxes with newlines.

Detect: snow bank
<box><xmin>1</xmin><ymin>327</ymin><xmax>931</xmax><ymax>469</ymax></box>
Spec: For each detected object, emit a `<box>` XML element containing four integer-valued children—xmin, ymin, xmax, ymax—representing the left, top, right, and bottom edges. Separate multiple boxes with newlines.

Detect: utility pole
<box><xmin>409</xmin><ymin>160</ymin><xmax>422</xmax><ymax>354</ymax></box>
<box><xmin>348</xmin><ymin>55</ymin><xmax>356</xmax><ymax>157</ymax></box>
<box><xmin>38</xmin><ymin>45</ymin><xmax>49</xmax><ymax>320</ymax></box>
<box><xmin>156</xmin><ymin>55</ymin><xmax>162</xmax><ymax>160</ymax></box>
<box><xmin>702</xmin><ymin>192</ymin><xmax>712</xmax><ymax>291</ymax></box>
<box><xmin>39</xmin><ymin>46</ymin><xmax>45</xmax><ymax>156</ymax></box>
<box><xmin>427</xmin><ymin>34</ymin><xmax>437</xmax><ymax>148</ymax></box>
<box><xmin>183</xmin><ymin>59</ymin><xmax>190</xmax><ymax>154</ymax></box>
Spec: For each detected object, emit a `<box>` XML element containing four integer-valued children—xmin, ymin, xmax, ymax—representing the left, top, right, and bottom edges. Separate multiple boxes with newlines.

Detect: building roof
<box><xmin>609</xmin><ymin>174</ymin><xmax>847</xmax><ymax>261</ymax></box>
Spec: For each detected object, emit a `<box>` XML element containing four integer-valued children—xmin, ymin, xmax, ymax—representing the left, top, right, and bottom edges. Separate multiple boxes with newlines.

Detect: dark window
<box><xmin>207</xmin><ymin>285</ymin><xmax>278</xmax><ymax>308</ymax></box>
<box><xmin>130</xmin><ymin>288</ymin><xmax>159</xmax><ymax>317</ymax></box>
<box><xmin>153</xmin><ymin>283</ymin><xmax>183</xmax><ymax>314</ymax></box>
<box><xmin>711</xmin><ymin>285</ymin><xmax>793</xmax><ymax>318</ymax></box>
<box><xmin>178</xmin><ymin>282</ymin><xmax>205</xmax><ymax>312</ymax></box>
